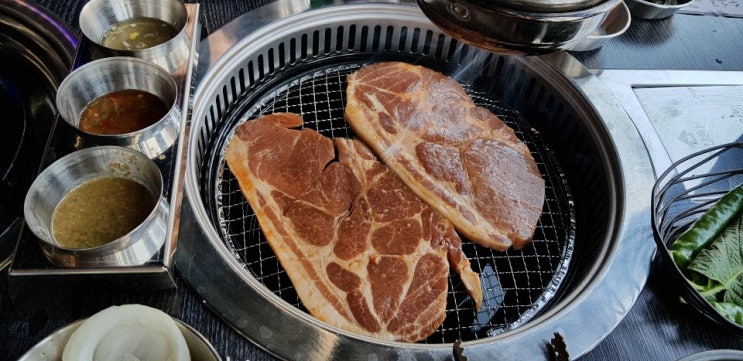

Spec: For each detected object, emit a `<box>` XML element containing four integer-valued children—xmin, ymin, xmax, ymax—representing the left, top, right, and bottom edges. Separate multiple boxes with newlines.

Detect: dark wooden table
<box><xmin>2</xmin><ymin>1</ymin><xmax>742</xmax><ymax>360</ymax></box>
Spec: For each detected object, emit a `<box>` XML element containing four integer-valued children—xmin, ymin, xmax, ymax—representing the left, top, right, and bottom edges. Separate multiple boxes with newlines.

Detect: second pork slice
<box><xmin>345</xmin><ymin>62</ymin><xmax>545</xmax><ymax>251</ymax></box>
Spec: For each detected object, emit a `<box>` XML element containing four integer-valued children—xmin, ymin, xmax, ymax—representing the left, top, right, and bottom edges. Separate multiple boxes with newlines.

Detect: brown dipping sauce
<box><xmin>101</xmin><ymin>17</ymin><xmax>179</xmax><ymax>51</ymax></box>
<box><xmin>52</xmin><ymin>176</ymin><xmax>156</xmax><ymax>249</ymax></box>
<box><xmin>79</xmin><ymin>89</ymin><xmax>169</xmax><ymax>135</ymax></box>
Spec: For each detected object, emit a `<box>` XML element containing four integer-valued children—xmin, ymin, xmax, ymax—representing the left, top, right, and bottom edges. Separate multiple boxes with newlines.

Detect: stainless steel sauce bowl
<box><xmin>55</xmin><ymin>56</ymin><xmax>180</xmax><ymax>159</ymax></box>
<box><xmin>79</xmin><ymin>0</ymin><xmax>190</xmax><ymax>72</ymax></box>
<box><xmin>23</xmin><ymin>146</ymin><xmax>168</xmax><ymax>268</ymax></box>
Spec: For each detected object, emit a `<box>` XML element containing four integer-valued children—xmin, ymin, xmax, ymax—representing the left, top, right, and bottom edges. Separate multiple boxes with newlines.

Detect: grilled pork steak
<box><xmin>345</xmin><ymin>62</ymin><xmax>545</xmax><ymax>251</ymax></box>
<box><xmin>224</xmin><ymin>113</ymin><xmax>482</xmax><ymax>342</ymax></box>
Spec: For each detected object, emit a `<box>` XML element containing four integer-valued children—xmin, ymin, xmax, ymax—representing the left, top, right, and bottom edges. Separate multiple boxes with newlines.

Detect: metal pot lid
<box><xmin>468</xmin><ymin>0</ymin><xmax>608</xmax><ymax>12</ymax></box>
<box><xmin>416</xmin><ymin>0</ymin><xmax>622</xmax><ymax>55</ymax></box>
<box><xmin>0</xmin><ymin>0</ymin><xmax>77</xmax><ymax>270</ymax></box>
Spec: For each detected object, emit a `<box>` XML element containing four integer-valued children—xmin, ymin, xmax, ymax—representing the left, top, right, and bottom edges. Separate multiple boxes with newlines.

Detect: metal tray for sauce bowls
<box><xmin>8</xmin><ymin>3</ymin><xmax>201</xmax><ymax>291</ymax></box>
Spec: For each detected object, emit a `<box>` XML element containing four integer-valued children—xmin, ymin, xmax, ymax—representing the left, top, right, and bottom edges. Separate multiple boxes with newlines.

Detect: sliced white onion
<box><xmin>62</xmin><ymin>304</ymin><xmax>191</xmax><ymax>361</ymax></box>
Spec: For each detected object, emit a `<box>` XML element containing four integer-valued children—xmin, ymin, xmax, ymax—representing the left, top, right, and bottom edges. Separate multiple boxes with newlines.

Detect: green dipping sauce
<box><xmin>101</xmin><ymin>17</ymin><xmax>179</xmax><ymax>51</ymax></box>
<box><xmin>52</xmin><ymin>176</ymin><xmax>156</xmax><ymax>249</ymax></box>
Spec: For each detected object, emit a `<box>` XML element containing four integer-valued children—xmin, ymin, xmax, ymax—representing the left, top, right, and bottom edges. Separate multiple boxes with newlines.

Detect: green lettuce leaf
<box><xmin>688</xmin><ymin>214</ymin><xmax>743</xmax><ymax>322</ymax></box>
<box><xmin>710</xmin><ymin>301</ymin><xmax>743</xmax><ymax>326</ymax></box>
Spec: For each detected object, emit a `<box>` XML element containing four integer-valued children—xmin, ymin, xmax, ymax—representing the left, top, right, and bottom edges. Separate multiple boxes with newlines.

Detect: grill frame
<box><xmin>176</xmin><ymin>1</ymin><xmax>656</xmax><ymax>359</ymax></box>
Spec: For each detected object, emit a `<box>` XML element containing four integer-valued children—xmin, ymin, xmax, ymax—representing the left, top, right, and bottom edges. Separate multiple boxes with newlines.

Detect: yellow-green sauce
<box><xmin>52</xmin><ymin>176</ymin><xmax>156</xmax><ymax>249</ymax></box>
<box><xmin>101</xmin><ymin>17</ymin><xmax>179</xmax><ymax>51</ymax></box>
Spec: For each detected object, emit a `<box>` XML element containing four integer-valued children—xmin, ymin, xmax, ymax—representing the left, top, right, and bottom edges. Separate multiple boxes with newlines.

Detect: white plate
<box><xmin>18</xmin><ymin>318</ymin><xmax>222</xmax><ymax>361</ymax></box>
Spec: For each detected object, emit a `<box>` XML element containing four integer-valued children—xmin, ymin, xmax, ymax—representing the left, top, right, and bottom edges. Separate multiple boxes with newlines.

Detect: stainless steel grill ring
<box><xmin>175</xmin><ymin>1</ymin><xmax>656</xmax><ymax>360</ymax></box>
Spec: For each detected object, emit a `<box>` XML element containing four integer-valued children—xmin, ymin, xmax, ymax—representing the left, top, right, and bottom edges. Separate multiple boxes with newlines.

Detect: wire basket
<box><xmin>651</xmin><ymin>142</ymin><xmax>743</xmax><ymax>335</ymax></box>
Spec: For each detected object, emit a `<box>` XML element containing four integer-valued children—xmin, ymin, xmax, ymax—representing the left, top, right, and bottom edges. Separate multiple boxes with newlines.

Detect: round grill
<box><xmin>179</xmin><ymin>2</ymin><xmax>656</xmax><ymax>359</ymax></box>
<box><xmin>201</xmin><ymin>54</ymin><xmax>575</xmax><ymax>342</ymax></box>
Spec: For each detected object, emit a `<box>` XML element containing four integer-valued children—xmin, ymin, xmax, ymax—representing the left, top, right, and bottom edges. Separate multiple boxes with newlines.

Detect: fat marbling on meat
<box><xmin>345</xmin><ymin>62</ymin><xmax>545</xmax><ymax>251</ymax></box>
<box><xmin>224</xmin><ymin>113</ymin><xmax>482</xmax><ymax>342</ymax></box>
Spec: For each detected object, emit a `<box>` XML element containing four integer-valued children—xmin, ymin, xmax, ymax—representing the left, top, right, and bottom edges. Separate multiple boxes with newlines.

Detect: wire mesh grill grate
<box><xmin>213</xmin><ymin>63</ymin><xmax>575</xmax><ymax>343</ymax></box>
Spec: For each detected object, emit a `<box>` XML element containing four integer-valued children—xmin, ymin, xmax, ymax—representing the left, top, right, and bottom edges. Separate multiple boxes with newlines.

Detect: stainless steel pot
<box><xmin>416</xmin><ymin>0</ymin><xmax>623</xmax><ymax>54</ymax></box>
